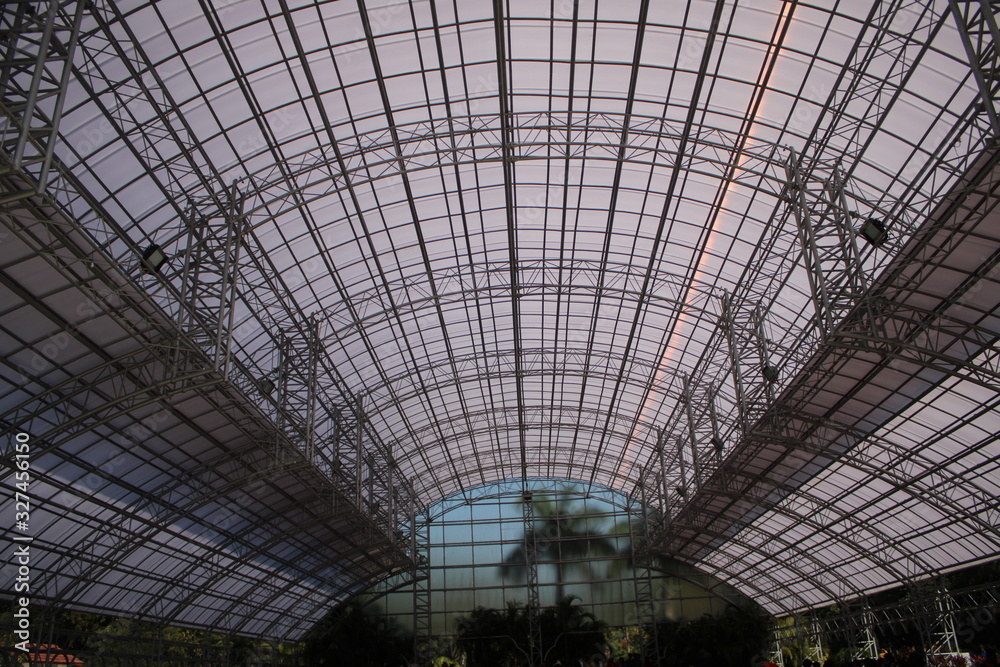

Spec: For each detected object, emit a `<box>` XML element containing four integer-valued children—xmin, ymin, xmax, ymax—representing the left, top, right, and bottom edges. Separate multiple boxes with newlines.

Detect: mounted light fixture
<box><xmin>859</xmin><ymin>217</ymin><xmax>888</xmax><ymax>247</ymax></box>
<box><xmin>259</xmin><ymin>377</ymin><xmax>275</xmax><ymax>395</ymax></box>
<box><xmin>140</xmin><ymin>243</ymin><xmax>168</xmax><ymax>273</ymax></box>
<box><xmin>711</xmin><ymin>436</ymin><xmax>724</xmax><ymax>453</ymax></box>
<box><xmin>762</xmin><ymin>364</ymin><xmax>780</xmax><ymax>383</ymax></box>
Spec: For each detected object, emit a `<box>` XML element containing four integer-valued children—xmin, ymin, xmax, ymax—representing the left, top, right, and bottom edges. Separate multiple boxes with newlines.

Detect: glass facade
<box><xmin>363</xmin><ymin>481</ymin><xmax>751</xmax><ymax>635</ymax></box>
<box><xmin>0</xmin><ymin>0</ymin><xmax>997</xmax><ymax>643</ymax></box>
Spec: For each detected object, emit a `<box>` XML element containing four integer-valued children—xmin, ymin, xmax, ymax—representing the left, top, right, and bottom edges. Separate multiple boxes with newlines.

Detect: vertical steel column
<box><xmin>153</xmin><ymin>625</ymin><xmax>164</xmax><ymax>667</ymax></box>
<box><xmin>754</xmin><ymin>307</ymin><xmax>777</xmax><ymax>404</ymax></box>
<box><xmin>681</xmin><ymin>375</ymin><xmax>702</xmax><ymax>491</ymax></box>
<box><xmin>675</xmin><ymin>437</ymin><xmax>689</xmax><ymax>499</ymax></box>
<box><xmin>828</xmin><ymin>165</ymin><xmax>880</xmax><ymax>337</ymax></box>
<box><xmin>768</xmin><ymin>621</ymin><xmax>786</xmax><ymax>667</ymax></box>
<box><xmin>171</xmin><ymin>186</ymin><xmax>249</xmax><ymax>385</ymax></box>
<box><xmin>719</xmin><ymin>290</ymin><xmax>749</xmax><ymax>438</ymax></box>
<box><xmin>355</xmin><ymin>395</ymin><xmax>365</xmax><ymax>508</ymax></box>
<box><xmin>631</xmin><ymin>491</ymin><xmax>660</xmax><ymax>665</ymax></box>
<box><xmin>827</xmin><ymin>165</ymin><xmax>869</xmax><ymax>291</ymax></box>
<box><xmin>366</xmin><ymin>451</ymin><xmax>376</xmax><ymax>515</ymax></box>
<box><xmin>0</xmin><ymin>0</ymin><xmax>83</xmax><ymax>193</ymax></box>
<box><xmin>522</xmin><ymin>490</ymin><xmax>543</xmax><ymax>667</ymax></box>
<box><xmin>786</xmin><ymin>148</ymin><xmax>873</xmax><ymax>338</ymax></box>
<box><xmin>276</xmin><ymin>334</ymin><xmax>294</xmax><ymax>450</ymax></box>
<box><xmin>305</xmin><ymin>316</ymin><xmax>319</xmax><ymax>461</ymax></box>
<box><xmin>786</xmin><ymin>148</ymin><xmax>833</xmax><ymax>336</ymax></box>
<box><xmin>708</xmin><ymin>394</ymin><xmax>727</xmax><ymax>492</ymax></box>
<box><xmin>177</xmin><ymin>200</ymin><xmax>200</xmax><ymax>337</ymax></box>
<box><xmin>803</xmin><ymin>616</ymin><xmax>825</xmax><ymax>664</ymax></box>
<box><xmin>274</xmin><ymin>315</ymin><xmax>320</xmax><ymax>460</ymax></box>
<box><xmin>656</xmin><ymin>430</ymin><xmax>672</xmax><ymax>528</ymax></box>
<box><xmin>216</xmin><ymin>183</ymin><xmax>247</xmax><ymax>381</ymax></box>
<box><xmin>926</xmin><ymin>584</ymin><xmax>961</xmax><ymax>656</ymax></box>
<box><xmin>847</xmin><ymin>600</ymin><xmax>879</xmax><ymax>661</ymax></box>
<box><xmin>411</xmin><ymin>495</ymin><xmax>432</xmax><ymax>666</ymax></box>
<box><xmin>949</xmin><ymin>0</ymin><xmax>1000</xmax><ymax>138</ymax></box>
<box><xmin>387</xmin><ymin>461</ymin><xmax>395</xmax><ymax>542</ymax></box>
<box><xmin>720</xmin><ymin>291</ymin><xmax>778</xmax><ymax>436</ymax></box>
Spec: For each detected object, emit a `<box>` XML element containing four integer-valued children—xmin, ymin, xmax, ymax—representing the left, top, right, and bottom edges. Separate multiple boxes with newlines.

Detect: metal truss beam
<box><xmin>72</xmin><ymin>0</ymin><xmax>221</xmax><ymax>211</ymax></box>
<box><xmin>0</xmin><ymin>0</ymin><xmax>415</xmax><ymax>585</ymax></box>
<box><xmin>631</xmin><ymin>492</ymin><xmax>660</xmax><ymax>664</ymax></box>
<box><xmin>638</xmin><ymin>300</ymin><xmax>786</xmax><ymax>524</ymax></box>
<box><xmin>522</xmin><ymin>490</ymin><xmax>543</xmax><ymax>667</ymax></box>
<box><xmin>651</xmin><ymin>466</ymin><xmax>927</xmax><ymax>608</ymax></box>
<box><xmin>948</xmin><ymin>0</ymin><xmax>1000</xmax><ymax>139</ymax></box>
<box><xmin>0</xmin><ymin>0</ymin><xmax>82</xmax><ymax>194</ymax></box>
<box><xmin>14</xmin><ymin>2</ymin><xmax>406</xmax><ymax>509</ymax></box>
<box><xmin>785</xmin><ymin>150</ymin><xmax>876</xmax><ymax>339</ymax></box>
<box><xmin>803</xmin><ymin>616</ymin><xmax>826</xmax><ymax>664</ymax></box>
<box><xmin>35</xmin><ymin>423</ymin><xmax>395</xmax><ymax>630</ymax></box>
<box><xmin>241</xmin><ymin>112</ymin><xmax>787</xmax><ymax>211</ymax></box>
<box><xmin>173</xmin><ymin>185</ymin><xmax>249</xmax><ymax>382</ymax></box>
<box><xmin>777</xmin><ymin>417</ymin><xmax>999</xmax><ymax>543</ymax></box>
<box><xmin>767</xmin><ymin>622</ymin><xmax>786</xmax><ymax>667</ymax></box>
<box><xmin>321</xmin><ymin>258</ymin><xmax>723</xmax><ymax>342</ymax></box>
<box><xmin>653</xmin><ymin>516</ymin><xmax>835</xmax><ymax>614</ymax></box>
<box><xmin>818</xmin><ymin>581</ymin><xmax>1000</xmax><ymax>642</ymax></box>
<box><xmin>843</xmin><ymin>600</ymin><xmax>880</xmax><ymax>661</ymax></box>
<box><xmin>410</xmin><ymin>500</ymin><xmax>432</xmax><ymax>666</ymax></box>
<box><xmin>648</xmin><ymin>150</ymin><xmax>1000</xmax><ymax>613</ymax></box>
<box><xmin>0</xmin><ymin>173</ymin><xmax>411</xmax><ymax>638</ymax></box>
<box><xmin>831</xmin><ymin>296</ymin><xmax>1000</xmax><ymax>391</ymax></box>
<box><xmin>800</xmin><ymin>0</ymin><xmax>944</xmax><ymax>172</ymax></box>
<box><xmin>772</xmin><ymin>615</ymin><xmax>826</xmax><ymax>667</ymax></box>
<box><xmin>921</xmin><ymin>582</ymin><xmax>963</xmax><ymax>656</ymax></box>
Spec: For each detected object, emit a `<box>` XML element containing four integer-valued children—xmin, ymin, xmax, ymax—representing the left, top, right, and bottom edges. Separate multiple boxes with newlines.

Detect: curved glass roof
<box><xmin>1</xmin><ymin>0</ymin><xmax>998</xmax><ymax>642</ymax></box>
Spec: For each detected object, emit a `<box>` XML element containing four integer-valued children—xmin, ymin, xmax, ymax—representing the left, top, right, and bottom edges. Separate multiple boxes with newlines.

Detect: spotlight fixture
<box><xmin>762</xmin><ymin>364</ymin><xmax>780</xmax><ymax>383</ymax></box>
<box><xmin>859</xmin><ymin>217</ymin><xmax>888</xmax><ymax>247</ymax></box>
<box><xmin>676</xmin><ymin>486</ymin><xmax>686</xmax><ymax>497</ymax></box>
<box><xmin>259</xmin><ymin>377</ymin><xmax>275</xmax><ymax>395</ymax></box>
<box><xmin>711</xmin><ymin>436</ymin><xmax>724</xmax><ymax>453</ymax></box>
<box><xmin>140</xmin><ymin>243</ymin><xmax>168</xmax><ymax>273</ymax></box>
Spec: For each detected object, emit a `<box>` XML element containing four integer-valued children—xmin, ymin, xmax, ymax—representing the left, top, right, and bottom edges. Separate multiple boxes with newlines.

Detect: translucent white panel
<box><xmin>3</xmin><ymin>0</ymin><xmax>998</xmax><ymax>644</ymax></box>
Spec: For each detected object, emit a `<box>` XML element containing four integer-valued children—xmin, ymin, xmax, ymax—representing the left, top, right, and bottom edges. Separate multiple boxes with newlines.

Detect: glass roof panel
<box><xmin>1</xmin><ymin>0</ymin><xmax>997</xmax><ymax>640</ymax></box>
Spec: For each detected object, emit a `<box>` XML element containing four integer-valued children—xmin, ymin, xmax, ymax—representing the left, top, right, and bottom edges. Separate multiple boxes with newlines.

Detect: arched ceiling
<box><xmin>1</xmin><ymin>0</ymin><xmax>998</xmax><ymax>642</ymax></box>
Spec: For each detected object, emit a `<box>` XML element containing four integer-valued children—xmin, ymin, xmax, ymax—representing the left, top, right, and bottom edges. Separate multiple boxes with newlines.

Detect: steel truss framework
<box><xmin>0</xmin><ymin>0</ymin><xmax>999</xmax><ymax>653</ymax></box>
<box><xmin>764</xmin><ymin>580</ymin><xmax>1000</xmax><ymax>663</ymax></box>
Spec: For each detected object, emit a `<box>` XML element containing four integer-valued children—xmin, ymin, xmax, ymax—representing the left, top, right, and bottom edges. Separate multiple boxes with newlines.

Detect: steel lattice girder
<box><xmin>1</xmin><ymin>0</ymin><xmax>999</xmax><ymax>637</ymax></box>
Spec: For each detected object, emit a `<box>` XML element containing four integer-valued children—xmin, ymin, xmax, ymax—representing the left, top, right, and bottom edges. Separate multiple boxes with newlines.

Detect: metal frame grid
<box><xmin>1</xmin><ymin>0</ymin><xmax>998</xmax><ymax>644</ymax></box>
<box><xmin>360</xmin><ymin>481</ymin><xmax>748</xmax><ymax>638</ymax></box>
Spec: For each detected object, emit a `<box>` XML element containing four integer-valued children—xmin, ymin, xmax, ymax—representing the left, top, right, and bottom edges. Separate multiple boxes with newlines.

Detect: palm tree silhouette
<box><xmin>499</xmin><ymin>491</ymin><xmax>618</xmax><ymax>601</ymax></box>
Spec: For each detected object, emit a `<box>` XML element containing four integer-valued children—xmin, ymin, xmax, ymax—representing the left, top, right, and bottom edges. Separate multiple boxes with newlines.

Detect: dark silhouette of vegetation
<box><xmin>653</xmin><ymin>605</ymin><xmax>771</xmax><ymax>666</ymax></box>
<box><xmin>302</xmin><ymin>602</ymin><xmax>412</xmax><ymax>666</ymax></box>
<box><xmin>0</xmin><ymin>604</ymin><xmax>284</xmax><ymax>665</ymax></box>
<box><xmin>454</xmin><ymin>595</ymin><xmax>606</xmax><ymax>667</ymax></box>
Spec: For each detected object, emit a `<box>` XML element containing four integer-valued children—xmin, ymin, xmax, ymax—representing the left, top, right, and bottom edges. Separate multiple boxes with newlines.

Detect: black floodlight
<box><xmin>141</xmin><ymin>243</ymin><xmax>168</xmax><ymax>273</ymax></box>
<box><xmin>859</xmin><ymin>217</ymin><xmax>888</xmax><ymax>247</ymax></box>
<box><xmin>259</xmin><ymin>377</ymin><xmax>276</xmax><ymax>395</ymax></box>
<box><xmin>762</xmin><ymin>364</ymin><xmax>780</xmax><ymax>383</ymax></box>
<box><xmin>711</xmin><ymin>436</ymin><xmax>724</xmax><ymax>453</ymax></box>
